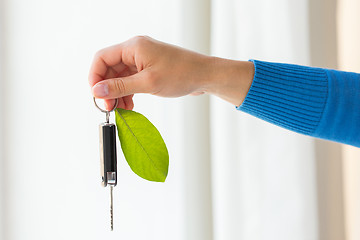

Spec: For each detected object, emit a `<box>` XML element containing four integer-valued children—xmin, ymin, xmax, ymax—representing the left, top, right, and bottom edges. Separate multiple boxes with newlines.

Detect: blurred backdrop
<box><xmin>0</xmin><ymin>0</ymin><xmax>359</xmax><ymax>239</ymax></box>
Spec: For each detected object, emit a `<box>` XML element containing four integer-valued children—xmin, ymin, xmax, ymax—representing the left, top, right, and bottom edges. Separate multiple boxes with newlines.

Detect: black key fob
<box><xmin>99</xmin><ymin>122</ymin><xmax>117</xmax><ymax>187</ymax></box>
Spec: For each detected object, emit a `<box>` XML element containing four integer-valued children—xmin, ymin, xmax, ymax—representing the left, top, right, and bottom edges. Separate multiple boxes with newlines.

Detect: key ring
<box><xmin>93</xmin><ymin>97</ymin><xmax>118</xmax><ymax>123</ymax></box>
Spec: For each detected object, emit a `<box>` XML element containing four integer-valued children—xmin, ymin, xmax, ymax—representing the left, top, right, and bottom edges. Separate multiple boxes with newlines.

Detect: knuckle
<box><xmin>132</xmin><ymin>35</ymin><xmax>151</xmax><ymax>48</ymax></box>
<box><xmin>112</xmin><ymin>78</ymin><xmax>126</xmax><ymax>95</ymax></box>
<box><xmin>133</xmin><ymin>35</ymin><xmax>148</xmax><ymax>42</ymax></box>
<box><xmin>94</xmin><ymin>48</ymin><xmax>105</xmax><ymax>59</ymax></box>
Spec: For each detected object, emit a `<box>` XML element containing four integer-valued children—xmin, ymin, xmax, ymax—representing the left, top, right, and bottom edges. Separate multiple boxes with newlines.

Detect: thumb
<box><xmin>92</xmin><ymin>71</ymin><xmax>149</xmax><ymax>99</ymax></box>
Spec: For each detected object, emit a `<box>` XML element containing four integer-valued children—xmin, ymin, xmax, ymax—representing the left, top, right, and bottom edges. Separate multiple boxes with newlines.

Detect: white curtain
<box><xmin>0</xmin><ymin>0</ymin><xmax>349</xmax><ymax>240</ymax></box>
<box><xmin>210</xmin><ymin>1</ymin><xmax>318</xmax><ymax>239</ymax></box>
<box><xmin>338</xmin><ymin>0</ymin><xmax>360</xmax><ymax>240</ymax></box>
<box><xmin>0</xmin><ymin>0</ymin><xmax>5</xmax><ymax>236</ymax></box>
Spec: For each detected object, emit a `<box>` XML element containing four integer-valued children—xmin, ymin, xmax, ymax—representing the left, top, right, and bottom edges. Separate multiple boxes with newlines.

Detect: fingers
<box><xmin>103</xmin><ymin>95</ymin><xmax>134</xmax><ymax>111</ymax></box>
<box><xmin>122</xmin><ymin>95</ymin><xmax>134</xmax><ymax>110</ymax></box>
<box><xmin>104</xmin><ymin>99</ymin><xmax>117</xmax><ymax>111</ymax></box>
<box><xmin>92</xmin><ymin>70</ymin><xmax>152</xmax><ymax>99</ymax></box>
<box><xmin>88</xmin><ymin>41</ymin><xmax>137</xmax><ymax>87</ymax></box>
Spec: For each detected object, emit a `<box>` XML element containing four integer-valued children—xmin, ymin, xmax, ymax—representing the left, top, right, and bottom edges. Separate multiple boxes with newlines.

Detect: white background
<box><xmin>0</xmin><ymin>0</ymin><xmax>358</xmax><ymax>240</ymax></box>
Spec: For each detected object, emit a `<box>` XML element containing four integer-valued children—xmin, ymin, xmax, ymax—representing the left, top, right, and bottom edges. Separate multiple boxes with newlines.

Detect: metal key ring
<box><xmin>93</xmin><ymin>97</ymin><xmax>118</xmax><ymax>113</ymax></box>
<box><xmin>93</xmin><ymin>97</ymin><xmax>118</xmax><ymax>123</ymax></box>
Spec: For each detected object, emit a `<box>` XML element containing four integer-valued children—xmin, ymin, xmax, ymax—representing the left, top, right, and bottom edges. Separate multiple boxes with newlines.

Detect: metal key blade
<box><xmin>110</xmin><ymin>185</ymin><xmax>113</xmax><ymax>231</ymax></box>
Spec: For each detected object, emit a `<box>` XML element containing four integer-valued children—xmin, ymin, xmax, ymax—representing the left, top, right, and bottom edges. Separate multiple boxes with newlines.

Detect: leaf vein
<box><xmin>116</xmin><ymin>109</ymin><xmax>165</xmax><ymax>177</ymax></box>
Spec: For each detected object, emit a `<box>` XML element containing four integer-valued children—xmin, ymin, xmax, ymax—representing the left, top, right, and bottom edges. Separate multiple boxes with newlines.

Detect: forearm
<box><xmin>205</xmin><ymin>57</ymin><xmax>254</xmax><ymax>106</ymax></box>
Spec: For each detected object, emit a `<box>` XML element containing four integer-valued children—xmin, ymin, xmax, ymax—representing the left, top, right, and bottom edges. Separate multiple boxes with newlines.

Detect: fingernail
<box><xmin>92</xmin><ymin>83</ymin><xmax>109</xmax><ymax>97</ymax></box>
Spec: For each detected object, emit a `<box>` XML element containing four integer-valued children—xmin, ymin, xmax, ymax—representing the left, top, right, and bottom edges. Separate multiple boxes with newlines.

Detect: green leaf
<box><xmin>115</xmin><ymin>108</ymin><xmax>169</xmax><ymax>182</ymax></box>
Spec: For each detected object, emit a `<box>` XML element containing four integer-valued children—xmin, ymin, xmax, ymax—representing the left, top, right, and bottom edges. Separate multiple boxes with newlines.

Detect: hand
<box><xmin>88</xmin><ymin>36</ymin><xmax>254</xmax><ymax>110</ymax></box>
<box><xmin>89</xmin><ymin>36</ymin><xmax>212</xmax><ymax>110</ymax></box>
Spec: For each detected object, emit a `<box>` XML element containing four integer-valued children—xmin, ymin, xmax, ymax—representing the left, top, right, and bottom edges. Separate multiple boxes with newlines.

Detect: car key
<box><xmin>94</xmin><ymin>97</ymin><xmax>118</xmax><ymax>231</ymax></box>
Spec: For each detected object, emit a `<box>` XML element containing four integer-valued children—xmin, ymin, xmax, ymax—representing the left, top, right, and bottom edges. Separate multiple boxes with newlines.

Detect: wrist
<box><xmin>205</xmin><ymin>57</ymin><xmax>254</xmax><ymax>106</ymax></box>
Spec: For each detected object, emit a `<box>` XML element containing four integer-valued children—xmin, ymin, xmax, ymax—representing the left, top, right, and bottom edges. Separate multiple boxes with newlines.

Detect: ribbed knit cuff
<box><xmin>237</xmin><ymin>60</ymin><xmax>328</xmax><ymax>135</ymax></box>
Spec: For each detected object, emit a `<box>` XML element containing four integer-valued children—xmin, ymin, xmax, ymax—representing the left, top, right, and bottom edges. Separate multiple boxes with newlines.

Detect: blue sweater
<box><xmin>237</xmin><ymin>60</ymin><xmax>360</xmax><ymax>147</ymax></box>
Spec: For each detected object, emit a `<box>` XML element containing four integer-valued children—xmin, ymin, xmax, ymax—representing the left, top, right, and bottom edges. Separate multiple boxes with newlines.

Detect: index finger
<box><xmin>88</xmin><ymin>41</ymin><xmax>137</xmax><ymax>87</ymax></box>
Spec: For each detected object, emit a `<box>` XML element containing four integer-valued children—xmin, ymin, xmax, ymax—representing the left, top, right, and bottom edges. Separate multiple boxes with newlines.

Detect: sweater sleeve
<box><xmin>237</xmin><ymin>60</ymin><xmax>360</xmax><ymax>147</ymax></box>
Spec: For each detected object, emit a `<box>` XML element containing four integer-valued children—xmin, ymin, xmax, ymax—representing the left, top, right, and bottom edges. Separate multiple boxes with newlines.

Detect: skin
<box><xmin>89</xmin><ymin>36</ymin><xmax>255</xmax><ymax>111</ymax></box>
